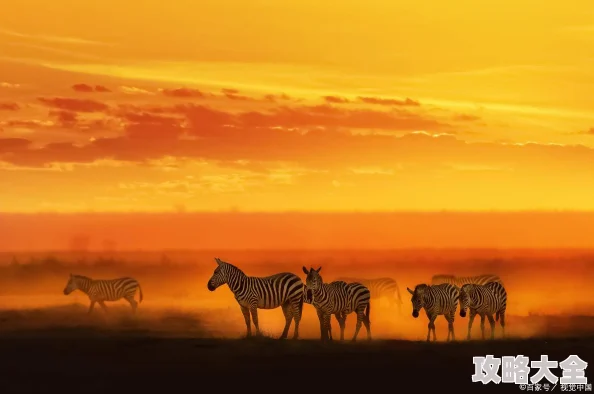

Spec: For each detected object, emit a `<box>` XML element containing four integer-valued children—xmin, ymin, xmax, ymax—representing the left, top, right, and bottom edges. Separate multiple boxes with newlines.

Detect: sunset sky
<box><xmin>1</xmin><ymin>0</ymin><xmax>594</xmax><ymax>212</ymax></box>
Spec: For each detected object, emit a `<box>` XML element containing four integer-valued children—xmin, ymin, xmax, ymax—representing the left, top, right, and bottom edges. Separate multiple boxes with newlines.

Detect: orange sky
<box><xmin>1</xmin><ymin>0</ymin><xmax>594</xmax><ymax>212</ymax></box>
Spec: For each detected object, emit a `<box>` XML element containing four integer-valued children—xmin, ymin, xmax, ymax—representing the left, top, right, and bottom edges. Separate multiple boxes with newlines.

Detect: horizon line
<box><xmin>4</xmin><ymin>209</ymin><xmax>594</xmax><ymax>215</ymax></box>
<box><xmin>3</xmin><ymin>247</ymin><xmax>594</xmax><ymax>253</ymax></box>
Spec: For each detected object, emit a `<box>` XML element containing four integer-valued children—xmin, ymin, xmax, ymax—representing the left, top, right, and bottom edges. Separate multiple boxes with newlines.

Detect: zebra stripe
<box><xmin>207</xmin><ymin>257</ymin><xmax>304</xmax><ymax>339</ymax></box>
<box><xmin>406</xmin><ymin>283</ymin><xmax>459</xmax><ymax>342</ymax></box>
<box><xmin>459</xmin><ymin>282</ymin><xmax>507</xmax><ymax>340</ymax></box>
<box><xmin>431</xmin><ymin>274</ymin><xmax>502</xmax><ymax>287</ymax></box>
<box><xmin>303</xmin><ymin>267</ymin><xmax>371</xmax><ymax>341</ymax></box>
<box><xmin>335</xmin><ymin>276</ymin><xmax>402</xmax><ymax>311</ymax></box>
<box><xmin>63</xmin><ymin>274</ymin><xmax>143</xmax><ymax>314</ymax></box>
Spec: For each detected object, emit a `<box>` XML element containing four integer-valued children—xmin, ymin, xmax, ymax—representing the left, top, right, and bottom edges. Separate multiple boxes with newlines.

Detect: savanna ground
<box><xmin>0</xmin><ymin>249</ymin><xmax>593</xmax><ymax>393</ymax></box>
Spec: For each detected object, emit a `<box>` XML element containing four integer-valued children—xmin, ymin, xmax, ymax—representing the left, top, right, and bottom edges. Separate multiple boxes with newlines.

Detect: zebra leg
<box><xmin>250</xmin><ymin>308</ymin><xmax>262</xmax><ymax>336</ymax></box>
<box><xmin>322</xmin><ymin>312</ymin><xmax>332</xmax><ymax>342</ymax></box>
<box><xmin>334</xmin><ymin>313</ymin><xmax>345</xmax><ymax>341</ymax></box>
<box><xmin>316</xmin><ymin>309</ymin><xmax>327</xmax><ymax>340</ymax></box>
<box><xmin>445</xmin><ymin>312</ymin><xmax>455</xmax><ymax>341</ymax></box>
<box><xmin>292</xmin><ymin>298</ymin><xmax>302</xmax><ymax>340</ymax></box>
<box><xmin>240</xmin><ymin>305</ymin><xmax>252</xmax><ymax>338</ymax></box>
<box><xmin>352</xmin><ymin>307</ymin><xmax>365</xmax><ymax>342</ymax></box>
<box><xmin>279</xmin><ymin>302</ymin><xmax>293</xmax><ymax>340</ymax></box>
<box><xmin>124</xmin><ymin>295</ymin><xmax>138</xmax><ymax>314</ymax></box>
<box><xmin>480</xmin><ymin>314</ymin><xmax>486</xmax><ymax>340</ymax></box>
<box><xmin>428</xmin><ymin>315</ymin><xmax>437</xmax><ymax>342</ymax></box>
<box><xmin>467</xmin><ymin>310</ymin><xmax>476</xmax><ymax>340</ymax></box>
<box><xmin>363</xmin><ymin>311</ymin><xmax>372</xmax><ymax>340</ymax></box>
<box><xmin>500</xmin><ymin>312</ymin><xmax>506</xmax><ymax>338</ymax></box>
<box><xmin>87</xmin><ymin>300</ymin><xmax>96</xmax><ymax>314</ymax></box>
<box><xmin>487</xmin><ymin>314</ymin><xmax>496</xmax><ymax>340</ymax></box>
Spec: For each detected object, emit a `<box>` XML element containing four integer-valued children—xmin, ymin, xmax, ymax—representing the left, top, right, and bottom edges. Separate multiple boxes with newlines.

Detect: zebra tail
<box><xmin>138</xmin><ymin>283</ymin><xmax>144</xmax><ymax>303</ymax></box>
<box><xmin>495</xmin><ymin>311</ymin><xmax>500</xmax><ymax>322</ymax></box>
<box><xmin>365</xmin><ymin>301</ymin><xmax>371</xmax><ymax>320</ymax></box>
<box><xmin>298</xmin><ymin>289</ymin><xmax>304</xmax><ymax>315</ymax></box>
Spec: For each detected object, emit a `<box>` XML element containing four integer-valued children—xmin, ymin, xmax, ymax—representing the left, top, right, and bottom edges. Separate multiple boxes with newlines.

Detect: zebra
<box><xmin>303</xmin><ymin>281</ymin><xmax>349</xmax><ymax>341</ymax></box>
<box><xmin>431</xmin><ymin>274</ymin><xmax>502</xmax><ymax>287</ymax></box>
<box><xmin>407</xmin><ymin>283</ymin><xmax>459</xmax><ymax>342</ymax></box>
<box><xmin>302</xmin><ymin>266</ymin><xmax>371</xmax><ymax>342</ymax></box>
<box><xmin>335</xmin><ymin>276</ymin><xmax>402</xmax><ymax>313</ymax></box>
<box><xmin>459</xmin><ymin>282</ymin><xmax>507</xmax><ymax>340</ymax></box>
<box><xmin>63</xmin><ymin>274</ymin><xmax>143</xmax><ymax>314</ymax></box>
<box><xmin>207</xmin><ymin>257</ymin><xmax>304</xmax><ymax>339</ymax></box>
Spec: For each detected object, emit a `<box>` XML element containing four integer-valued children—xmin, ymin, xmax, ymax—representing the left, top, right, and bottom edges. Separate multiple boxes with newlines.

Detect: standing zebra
<box><xmin>63</xmin><ymin>274</ymin><xmax>143</xmax><ymax>314</ymax></box>
<box><xmin>459</xmin><ymin>282</ymin><xmax>507</xmax><ymax>340</ymax></box>
<box><xmin>207</xmin><ymin>257</ymin><xmax>304</xmax><ymax>339</ymax></box>
<box><xmin>303</xmin><ymin>281</ymin><xmax>348</xmax><ymax>341</ymax></box>
<box><xmin>335</xmin><ymin>276</ymin><xmax>402</xmax><ymax>313</ymax></box>
<box><xmin>303</xmin><ymin>267</ymin><xmax>371</xmax><ymax>342</ymax></box>
<box><xmin>407</xmin><ymin>283</ymin><xmax>459</xmax><ymax>342</ymax></box>
<box><xmin>431</xmin><ymin>274</ymin><xmax>502</xmax><ymax>287</ymax></box>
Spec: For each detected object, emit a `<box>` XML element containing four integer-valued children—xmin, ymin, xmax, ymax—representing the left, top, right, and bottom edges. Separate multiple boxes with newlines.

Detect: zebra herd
<box><xmin>62</xmin><ymin>258</ymin><xmax>508</xmax><ymax>342</ymax></box>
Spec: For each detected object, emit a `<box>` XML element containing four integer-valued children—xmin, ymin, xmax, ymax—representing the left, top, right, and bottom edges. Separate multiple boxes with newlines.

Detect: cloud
<box><xmin>323</xmin><ymin>96</ymin><xmax>350</xmax><ymax>104</ymax></box>
<box><xmin>0</xmin><ymin>102</ymin><xmax>20</xmax><ymax>111</ymax></box>
<box><xmin>120</xmin><ymin>86</ymin><xmax>154</xmax><ymax>95</ymax></box>
<box><xmin>2</xmin><ymin>96</ymin><xmax>594</xmax><ymax>177</ymax></box>
<box><xmin>71</xmin><ymin>84</ymin><xmax>111</xmax><ymax>93</ymax></box>
<box><xmin>37</xmin><ymin>97</ymin><xmax>109</xmax><ymax>112</ymax></box>
<box><xmin>358</xmin><ymin>96</ymin><xmax>420</xmax><ymax>106</ymax></box>
<box><xmin>0</xmin><ymin>28</ymin><xmax>107</xmax><ymax>46</ymax></box>
<box><xmin>0</xmin><ymin>82</ymin><xmax>20</xmax><ymax>89</ymax></box>
<box><xmin>453</xmin><ymin>114</ymin><xmax>481</xmax><ymax>122</ymax></box>
<box><xmin>160</xmin><ymin>88</ymin><xmax>206</xmax><ymax>98</ymax></box>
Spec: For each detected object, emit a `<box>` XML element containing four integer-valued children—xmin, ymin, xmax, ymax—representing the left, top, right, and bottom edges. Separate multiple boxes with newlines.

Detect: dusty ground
<box><xmin>0</xmin><ymin>305</ymin><xmax>592</xmax><ymax>393</ymax></box>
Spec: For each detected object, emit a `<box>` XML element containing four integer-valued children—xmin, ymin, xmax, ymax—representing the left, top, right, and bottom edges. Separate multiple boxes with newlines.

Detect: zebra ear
<box><xmin>315</xmin><ymin>266</ymin><xmax>322</xmax><ymax>273</ymax></box>
<box><xmin>407</xmin><ymin>287</ymin><xmax>414</xmax><ymax>295</ymax></box>
<box><xmin>302</xmin><ymin>266</ymin><xmax>309</xmax><ymax>275</ymax></box>
<box><xmin>214</xmin><ymin>258</ymin><xmax>221</xmax><ymax>266</ymax></box>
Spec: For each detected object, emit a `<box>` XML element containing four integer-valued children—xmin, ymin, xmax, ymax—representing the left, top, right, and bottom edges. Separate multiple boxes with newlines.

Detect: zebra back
<box><xmin>335</xmin><ymin>277</ymin><xmax>402</xmax><ymax>303</ymax></box>
<box><xmin>431</xmin><ymin>274</ymin><xmax>502</xmax><ymax>287</ymax></box>
<box><xmin>460</xmin><ymin>282</ymin><xmax>507</xmax><ymax>318</ymax></box>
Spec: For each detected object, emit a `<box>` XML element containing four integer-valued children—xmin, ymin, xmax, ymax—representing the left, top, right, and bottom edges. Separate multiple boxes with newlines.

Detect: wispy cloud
<box><xmin>0</xmin><ymin>28</ymin><xmax>109</xmax><ymax>46</ymax></box>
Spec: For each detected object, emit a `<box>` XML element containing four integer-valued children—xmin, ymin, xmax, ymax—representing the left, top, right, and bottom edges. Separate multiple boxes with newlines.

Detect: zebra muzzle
<box><xmin>412</xmin><ymin>310</ymin><xmax>419</xmax><ymax>318</ymax></box>
<box><xmin>207</xmin><ymin>281</ymin><xmax>216</xmax><ymax>291</ymax></box>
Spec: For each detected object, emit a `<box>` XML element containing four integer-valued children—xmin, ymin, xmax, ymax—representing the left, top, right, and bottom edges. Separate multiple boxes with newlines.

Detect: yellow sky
<box><xmin>0</xmin><ymin>0</ymin><xmax>593</xmax><ymax>212</ymax></box>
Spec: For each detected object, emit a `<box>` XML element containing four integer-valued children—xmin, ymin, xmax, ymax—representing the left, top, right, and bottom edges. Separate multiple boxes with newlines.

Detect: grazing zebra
<box><xmin>407</xmin><ymin>283</ymin><xmax>459</xmax><ymax>342</ymax></box>
<box><xmin>303</xmin><ymin>267</ymin><xmax>371</xmax><ymax>342</ymax></box>
<box><xmin>207</xmin><ymin>257</ymin><xmax>304</xmax><ymax>339</ymax></box>
<box><xmin>459</xmin><ymin>282</ymin><xmax>507</xmax><ymax>340</ymax></box>
<box><xmin>431</xmin><ymin>274</ymin><xmax>502</xmax><ymax>287</ymax></box>
<box><xmin>63</xmin><ymin>274</ymin><xmax>143</xmax><ymax>314</ymax></box>
<box><xmin>335</xmin><ymin>276</ymin><xmax>402</xmax><ymax>313</ymax></box>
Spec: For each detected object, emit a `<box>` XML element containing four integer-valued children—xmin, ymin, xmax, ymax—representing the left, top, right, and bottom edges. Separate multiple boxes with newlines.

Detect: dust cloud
<box><xmin>0</xmin><ymin>249</ymin><xmax>593</xmax><ymax>341</ymax></box>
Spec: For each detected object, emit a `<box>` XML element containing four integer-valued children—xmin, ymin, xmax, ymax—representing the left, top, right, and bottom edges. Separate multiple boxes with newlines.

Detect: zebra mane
<box><xmin>73</xmin><ymin>274</ymin><xmax>92</xmax><ymax>281</ymax></box>
<box><xmin>219</xmin><ymin>260</ymin><xmax>247</xmax><ymax>277</ymax></box>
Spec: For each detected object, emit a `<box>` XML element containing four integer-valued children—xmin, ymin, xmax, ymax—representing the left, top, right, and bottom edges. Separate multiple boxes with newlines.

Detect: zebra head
<box><xmin>302</xmin><ymin>266</ymin><xmax>323</xmax><ymax>292</ymax></box>
<box><xmin>459</xmin><ymin>284</ymin><xmax>475</xmax><ymax>318</ymax></box>
<box><xmin>406</xmin><ymin>284</ymin><xmax>429</xmax><ymax>318</ymax></box>
<box><xmin>302</xmin><ymin>285</ymin><xmax>313</xmax><ymax>304</ymax></box>
<box><xmin>63</xmin><ymin>274</ymin><xmax>79</xmax><ymax>295</ymax></box>
<box><xmin>207</xmin><ymin>257</ymin><xmax>230</xmax><ymax>291</ymax></box>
